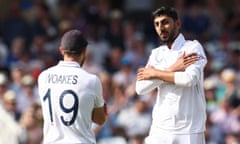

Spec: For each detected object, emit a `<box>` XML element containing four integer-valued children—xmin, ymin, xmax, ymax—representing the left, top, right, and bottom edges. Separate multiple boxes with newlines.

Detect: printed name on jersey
<box><xmin>47</xmin><ymin>74</ymin><xmax>78</xmax><ymax>84</ymax></box>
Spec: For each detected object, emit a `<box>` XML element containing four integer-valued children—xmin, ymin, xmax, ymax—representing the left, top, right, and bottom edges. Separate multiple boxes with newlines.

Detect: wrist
<box><xmin>152</xmin><ymin>68</ymin><xmax>160</xmax><ymax>79</ymax></box>
<box><xmin>165</xmin><ymin>67</ymin><xmax>174</xmax><ymax>72</ymax></box>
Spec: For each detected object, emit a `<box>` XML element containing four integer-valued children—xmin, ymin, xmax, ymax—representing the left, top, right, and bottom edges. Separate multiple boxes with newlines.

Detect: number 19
<box><xmin>43</xmin><ymin>89</ymin><xmax>79</xmax><ymax>126</ymax></box>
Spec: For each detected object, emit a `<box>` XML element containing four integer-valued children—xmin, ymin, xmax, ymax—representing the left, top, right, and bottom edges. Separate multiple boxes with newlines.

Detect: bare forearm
<box><xmin>92</xmin><ymin>105</ymin><xmax>106</xmax><ymax>125</ymax></box>
<box><xmin>137</xmin><ymin>51</ymin><xmax>201</xmax><ymax>86</ymax></box>
<box><xmin>156</xmin><ymin>53</ymin><xmax>200</xmax><ymax>82</ymax></box>
<box><xmin>137</xmin><ymin>66</ymin><xmax>175</xmax><ymax>83</ymax></box>
<box><xmin>151</xmin><ymin>68</ymin><xmax>175</xmax><ymax>83</ymax></box>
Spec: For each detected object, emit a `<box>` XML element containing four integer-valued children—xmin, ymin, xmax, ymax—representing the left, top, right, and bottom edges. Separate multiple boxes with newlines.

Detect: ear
<box><xmin>80</xmin><ymin>48</ymin><xmax>87</xmax><ymax>66</ymax></box>
<box><xmin>176</xmin><ymin>19</ymin><xmax>181</xmax><ymax>29</ymax></box>
<box><xmin>82</xmin><ymin>47</ymin><xmax>87</xmax><ymax>55</ymax></box>
<box><xmin>59</xmin><ymin>48</ymin><xmax>64</xmax><ymax>55</ymax></box>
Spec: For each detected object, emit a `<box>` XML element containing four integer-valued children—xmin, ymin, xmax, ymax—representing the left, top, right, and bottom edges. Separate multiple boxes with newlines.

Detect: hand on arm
<box><xmin>137</xmin><ymin>66</ymin><xmax>175</xmax><ymax>83</ymax></box>
<box><xmin>165</xmin><ymin>52</ymin><xmax>200</xmax><ymax>72</ymax></box>
<box><xmin>136</xmin><ymin>52</ymin><xmax>200</xmax><ymax>83</ymax></box>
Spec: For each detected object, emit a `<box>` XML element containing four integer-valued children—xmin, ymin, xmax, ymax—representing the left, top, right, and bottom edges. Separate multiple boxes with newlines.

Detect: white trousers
<box><xmin>145</xmin><ymin>126</ymin><xmax>206</xmax><ymax>144</ymax></box>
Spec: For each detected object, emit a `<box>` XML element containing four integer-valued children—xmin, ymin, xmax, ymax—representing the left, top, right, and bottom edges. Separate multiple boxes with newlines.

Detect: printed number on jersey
<box><xmin>43</xmin><ymin>89</ymin><xmax>79</xmax><ymax>126</ymax></box>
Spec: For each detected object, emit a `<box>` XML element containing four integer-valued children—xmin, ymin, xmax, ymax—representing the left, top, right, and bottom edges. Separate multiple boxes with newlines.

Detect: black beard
<box><xmin>160</xmin><ymin>24</ymin><xmax>178</xmax><ymax>45</ymax></box>
<box><xmin>161</xmin><ymin>35</ymin><xmax>175</xmax><ymax>44</ymax></box>
<box><xmin>161</xmin><ymin>30</ymin><xmax>176</xmax><ymax>44</ymax></box>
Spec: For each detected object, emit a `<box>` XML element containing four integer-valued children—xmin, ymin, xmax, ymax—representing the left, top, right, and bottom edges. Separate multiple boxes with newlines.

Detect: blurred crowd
<box><xmin>0</xmin><ymin>0</ymin><xmax>239</xmax><ymax>144</ymax></box>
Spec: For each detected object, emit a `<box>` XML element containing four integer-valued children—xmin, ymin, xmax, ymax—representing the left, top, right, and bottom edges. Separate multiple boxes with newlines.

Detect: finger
<box><xmin>187</xmin><ymin>52</ymin><xmax>198</xmax><ymax>57</ymax></box>
<box><xmin>137</xmin><ymin>73</ymin><xmax>144</xmax><ymax>80</ymax></box>
<box><xmin>137</xmin><ymin>68</ymin><xmax>145</xmax><ymax>73</ymax></box>
<box><xmin>184</xmin><ymin>52</ymin><xmax>198</xmax><ymax>59</ymax></box>
<box><xmin>184</xmin><ymin>54</ymin><xmax>199</xmax><ymax>62</ymax></box>
<box><xmin>185</xmin><ymin>56</ymin><xmax>200</xmax><ymax>65</ymax></box>
<box><xmin>137</xmin><ymin>71</ymin><xmax>142</xmax><ymax>77</ymax></box>
<box><xmin>137</xmin><ymin>69</ymin><xmax>149</xmax><ymax>80</ymax></box>
<box><xmin>180</xmin><ymin>51</ymin><xmax>186</xmax><ymax>58</ymax></box>
<box><xmin>184</xmin><ymin>56</ymin><xmax>191</xmax><ymax>63</ymax></box>
<box><xmin>137</xmin><ymin>70</ymin><xmax>144</xmax><ymax>79</ymax></box>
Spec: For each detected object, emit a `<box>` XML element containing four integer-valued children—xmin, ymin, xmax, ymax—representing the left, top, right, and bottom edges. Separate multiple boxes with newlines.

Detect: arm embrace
<box><xmin>136</xmin><ymin>42</ymin><xmax>207</xmax><ymax>95</ymax></box>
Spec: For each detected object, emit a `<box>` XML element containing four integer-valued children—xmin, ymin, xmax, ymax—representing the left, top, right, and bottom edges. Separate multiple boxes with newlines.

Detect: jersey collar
<box><xmin>58</xmin><ymin>61</ymin><xmax>81</xmax><ymax>68</ymax></box>
<box><xmin>171</xmin><ymin>33</ymin><xmax>186</xmax><ymax>50</ymax></box>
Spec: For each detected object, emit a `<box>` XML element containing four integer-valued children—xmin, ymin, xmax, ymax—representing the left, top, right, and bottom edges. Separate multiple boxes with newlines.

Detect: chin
<box><xmin>161</xmin><ymin>39</ymin><xmax>168</xmax><ymax>43</ymax></box>
<box><xmin>160</xmin><ymin>37</ymin><xmax>168</xmax><ymax>42</ymax></box>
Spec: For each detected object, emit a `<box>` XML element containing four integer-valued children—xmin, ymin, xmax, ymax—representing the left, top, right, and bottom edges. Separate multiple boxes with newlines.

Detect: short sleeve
<box><xmin>93</xmin><ymin>76</ymin><xmax>104</xmax><ymax>108</ymax></box>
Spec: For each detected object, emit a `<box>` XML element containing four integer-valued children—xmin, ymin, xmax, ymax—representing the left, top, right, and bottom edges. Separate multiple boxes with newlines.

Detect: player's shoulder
<box><xmin>38</xmin><ymin>65</ymin><xmax>57</xmax><ymax>79</ymax></box>
<box><xmin>79</xmin><ymin>71</ymin><xmax>102</xmax><ymax>89</ymax></box>
<box><xmin>75</xmin><ymin>68</ymin><xmax>100</xmax><ymax>82</ymax></box>
<box><xmin>184</xmin><ymin>39</ymin><xmax>202</xmax><ymax>47</ymax></box>
<box><xmin>85</xmin><ymin>71</ymin><xmax>100</xmax><ymax>82</ymax></box>
<box><xmin>151</xmin><ymin>46</ymin><xmax>162</xmax><ymax>54</ymax></box>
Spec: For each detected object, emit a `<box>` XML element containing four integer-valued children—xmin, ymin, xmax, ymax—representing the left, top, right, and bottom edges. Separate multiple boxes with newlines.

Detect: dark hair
<box><xmin>60</xmin><ymin>29</ymin><xmax>88</xmax><ymax>53</ymax></box>
<box><xmin>152</xmin><ymin>6</ymin><xmax>178</xmax><ymax>21</ymax></box>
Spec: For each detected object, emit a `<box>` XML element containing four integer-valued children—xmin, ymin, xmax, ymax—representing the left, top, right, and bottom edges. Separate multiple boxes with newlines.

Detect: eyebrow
<box><xmin>154</xmin><ymin>18</ymin><xmax>169</xmax><ymax>26</ymax></box>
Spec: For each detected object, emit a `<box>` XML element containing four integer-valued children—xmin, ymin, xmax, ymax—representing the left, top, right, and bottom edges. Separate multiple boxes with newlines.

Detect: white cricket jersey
<box><xmin>38</xmin><ymin>61</ymin><xmax>104</xmax><ymax>144</ymax></box>
<box><xmin>136</xmin><ymin>34</ymin><xmax>207</xmax><ymax>134</ymax></box>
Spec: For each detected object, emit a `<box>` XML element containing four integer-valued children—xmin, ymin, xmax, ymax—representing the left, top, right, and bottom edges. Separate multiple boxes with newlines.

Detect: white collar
<box><xmin>58</xmin><ymin>61</ymin><xmax>81</xmax><ymax>68</ymax></box>
<box><xmin>171</xmin><ymin>33</ymin><xmax>186</xmax><ymax>50</ymax></box>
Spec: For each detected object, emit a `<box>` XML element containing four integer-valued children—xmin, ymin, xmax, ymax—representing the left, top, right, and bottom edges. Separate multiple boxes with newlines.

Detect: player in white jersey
<box><xmin>135</xmin><ymin>7</ymin><xmax>207</xmax><ymax>144</ymax></box>
<box><xmin>38</xmin><ymin>29</ymin><xmax>107</xmax><ymax>144</ymax></box>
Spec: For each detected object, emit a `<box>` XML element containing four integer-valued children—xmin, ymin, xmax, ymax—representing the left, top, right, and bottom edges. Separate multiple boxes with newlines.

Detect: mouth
<box><xmin>160</xmin><ymin>31</ymin><xmax>168</xmax><ymax>38</ymax></box>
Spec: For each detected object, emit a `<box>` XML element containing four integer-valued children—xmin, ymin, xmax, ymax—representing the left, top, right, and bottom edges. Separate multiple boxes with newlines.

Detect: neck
<box><xmin>167</xmin><ymin>32</ymin><xmax>179</xmax><ymax>48</ymax></box>
<box><xmin>63</xmin><ymin>54</ymin><xmax>85</xmax><ymax>66</ymax></box>
<box><xmin>64</xmin><ymin>57</ymin><xmax>76</xmax><ymax>61</ymax></box>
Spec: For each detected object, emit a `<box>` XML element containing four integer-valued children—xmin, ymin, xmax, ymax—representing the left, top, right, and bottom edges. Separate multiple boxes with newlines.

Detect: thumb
<box><xmin>181</xmin><ymin>51</ymin><xmax>186</xmax><ymax>58</ymax></box>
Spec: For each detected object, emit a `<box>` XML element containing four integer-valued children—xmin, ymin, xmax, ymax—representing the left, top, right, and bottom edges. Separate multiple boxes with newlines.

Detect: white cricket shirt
<box><xmin>136</xmin><ymin>34</ymin><xmax>207</xmax><ymax>134</ymax></box>
<box><xmin>38</xmin><ymin>61</ymin><xmax>104</xmax><ymax>144</ymax></box>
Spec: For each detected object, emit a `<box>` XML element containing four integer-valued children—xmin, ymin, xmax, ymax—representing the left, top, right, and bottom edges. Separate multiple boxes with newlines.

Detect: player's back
<box><xmin>38</xmin><ymin>61</ymin><xmax>102</xmax><ymax>144</ymax></box>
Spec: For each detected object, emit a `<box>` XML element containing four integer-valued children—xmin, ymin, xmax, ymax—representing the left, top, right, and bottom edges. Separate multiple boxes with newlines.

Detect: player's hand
<box><xmin>167</xmin><ymin>52</ymin><xmax>200</xmax><ymax>72</ymax></box>
<box><xmin>137</xmin><ymin>66</ymin><xmax>157</xmax><ymax>80</ymax></box>
<box><xmin>184</xmin><ymin>52</ymin><xmax>200</xmax><ymax>65</ymax></box>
